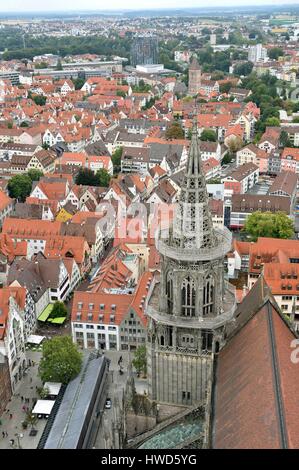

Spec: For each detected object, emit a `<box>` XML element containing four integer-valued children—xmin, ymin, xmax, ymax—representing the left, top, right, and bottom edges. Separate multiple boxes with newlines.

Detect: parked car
<box><xmin>105</xmin><ymin>398</ymin><xmax>112</xmax><ymax>409</ymax></box>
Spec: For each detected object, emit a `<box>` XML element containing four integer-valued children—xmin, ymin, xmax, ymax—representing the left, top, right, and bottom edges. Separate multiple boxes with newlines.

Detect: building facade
<box><xmin>130</xmin><ymin>36</ymin><xmax>159</xmax><ymax>67</ymax></box>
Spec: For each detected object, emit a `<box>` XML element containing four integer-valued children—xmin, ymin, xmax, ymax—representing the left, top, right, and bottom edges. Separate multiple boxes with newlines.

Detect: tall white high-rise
<box><xmin>248</xmin><ymin>43</ymin><xmax>268</xmax><ymax>63</ymax></box>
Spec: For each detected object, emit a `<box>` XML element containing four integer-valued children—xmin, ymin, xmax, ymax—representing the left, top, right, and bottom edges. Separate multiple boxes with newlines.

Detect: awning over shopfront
<box><xmin>26</xmin><ymin>334</ymin><xmax>45</xmax><ymax>345</ymax></box>
<box><xmin>43</xmin><ymin>382</ymin><xmax>62</xmax><ymax>396</ymax></box>
<box><xmin>32</xmin><ymin>400</ymin><xmax>55</xmax><ymax>415</ymax></box>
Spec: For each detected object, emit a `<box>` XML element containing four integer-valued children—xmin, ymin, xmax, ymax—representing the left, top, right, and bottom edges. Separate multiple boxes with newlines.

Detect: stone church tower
<box><xmin>145</xmin><ymin>122</ymin><xmax>236</xmax><ymax>406</ymax></box>
<box><xmin>188</xmin><ymin>56</ymin><xmax>201</xmax><ymax>96</ymax></box>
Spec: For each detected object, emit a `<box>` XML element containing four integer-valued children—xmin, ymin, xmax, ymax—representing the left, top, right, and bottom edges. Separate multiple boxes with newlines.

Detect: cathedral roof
<box><xmin>212</xmin><ymin>276</ymin><xmax>299</xmax><ymax>449</ymax></box>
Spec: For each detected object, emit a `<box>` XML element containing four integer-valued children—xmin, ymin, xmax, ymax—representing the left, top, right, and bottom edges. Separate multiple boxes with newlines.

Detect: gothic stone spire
<box><xmin>172</xmin><ymin>120</ymin><xmax>216</xmax><ymax>250</ymax></box>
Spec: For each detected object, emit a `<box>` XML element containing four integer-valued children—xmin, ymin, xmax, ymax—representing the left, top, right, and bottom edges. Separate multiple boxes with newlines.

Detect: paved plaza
<box><xmin>0</xmin><ymin>347</ymin><xmax>148</xmax><ymax>449</ymax></box>
<box><xmin>0</xmin><ymin>351</ymin><xmax>43</xmax><ymax>450</ymax></box>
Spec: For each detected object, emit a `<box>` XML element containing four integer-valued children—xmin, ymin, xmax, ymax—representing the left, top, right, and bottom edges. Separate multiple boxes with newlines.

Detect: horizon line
<box><xmin>1</xmin><ymin>3</ymin><xmax>299</xmax><ymax>14</ymax></box>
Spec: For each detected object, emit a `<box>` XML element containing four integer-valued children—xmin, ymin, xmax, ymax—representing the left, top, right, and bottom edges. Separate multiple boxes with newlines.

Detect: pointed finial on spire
<box><xmin>192</xmin><ymin>98</ymin><xmax>199</xmax><ymax>134</ymax></box>
<box><xmin>192</xmin><ymin>114</ymin><xmax>198</xmax><ymax>136</ymax></box>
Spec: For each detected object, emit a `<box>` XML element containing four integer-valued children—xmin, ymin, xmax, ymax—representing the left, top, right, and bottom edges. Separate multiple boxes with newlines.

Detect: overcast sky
<box><xmin>0</xmin><ymin>0</ymin><xmax>299</xmax><ymax>13</ymax></box>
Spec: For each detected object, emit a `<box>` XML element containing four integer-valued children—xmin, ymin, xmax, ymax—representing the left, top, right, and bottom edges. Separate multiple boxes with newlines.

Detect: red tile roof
<box><xmin>2</xmin><ymin>218</ymin><xmax>62</xmax><ymax>239</ymax></box>
<box><xmin>0</xmin><ymin>190</ymin><xmax>12</xmax><ymax>211</ymax></box>
<box><xmin>71</xmin><ymin>290</ymin><xmax>133</xmax><ymax>326</ymax></box>
<box><xmin>89</xmin><ymin>246</ymin><xmax>133</xmax><ymax>292</ymax></box>
<box><xmin>0</xmin><ymin>286</ymin><xmax>26</xmax><ymax>340</ymax></box>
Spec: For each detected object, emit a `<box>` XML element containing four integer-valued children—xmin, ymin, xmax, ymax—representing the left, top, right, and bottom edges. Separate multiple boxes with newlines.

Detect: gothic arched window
<box><xmin>181</xmin><ymin>276</ymin><xmax>196</xmax><ymax>317</ymax></box>
<box><xmin>166</xmin><ymin>272</ymin><xmax>173</xmax><ymax>314</ymax></box>
<box><xmin>202</xmin><ymin>330</ymin><xmax>213</xmax><ymax>352</ymax></box>
<box><xmin>203</xmin><ymin>274</ymin><xmax>214</xmax><ymax>316</ymax></box>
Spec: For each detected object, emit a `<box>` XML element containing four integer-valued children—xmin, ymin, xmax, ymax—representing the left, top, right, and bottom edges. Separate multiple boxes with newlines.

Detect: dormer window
<box><xmin>89</xmin><ymin>303</ymin><xmax>94</xmax><ymax>310</ymax></box>
<box><xmin>78</xmin><ymin>302</ymin><xmax>83</xmax><ymax>309</ymax></box>
<box><xmin>88</xmin><ymin>313</ymin><xmax>93</xmax><ymax>321</ymax></box>
<box><xmin>110</xmin><ymin>314</ymin><xmax>115</xmax><ymax>323</ymax></box>
<box><xmin>100</xmin><ymin>304</ymin><xmax>105</xmax><ymax>310</ymax></box>
<box><xmin>76</xmin><ymin>312</ymin><xmax>81</xmax><ymax>321</ymax></box>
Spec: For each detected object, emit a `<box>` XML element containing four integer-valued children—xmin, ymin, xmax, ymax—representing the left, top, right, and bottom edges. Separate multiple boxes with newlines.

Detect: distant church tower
<box><xmin>188</xmin><ymin>56</ymin><xmax>201</xmax><ymax>96</ymax></box>
<box><xmin>146</xmin><ymin>121</ymin><xmax>236</xmax><ymax>406</ymax></box>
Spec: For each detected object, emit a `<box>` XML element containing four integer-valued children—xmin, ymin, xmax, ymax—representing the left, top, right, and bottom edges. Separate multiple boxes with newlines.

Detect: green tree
<box><xmin>234</xmin><ymin>61</ymin><xmax>254</xmax><ymax>77</ymax></box>
<box><xmin>280</xmin><ymin>130</ymin><xmax>292</xmax><ymax>148</ymax></box>
<box><xmin>265</xmin><ymin>116</ymin><xmax>280</xmax><ymax>127</ymax></box>
<box><xmin>75</xmin><ymin>167</ymin><xmax>110</xmax><ymax>187</ymax></box>
<box><xmin>165</xmin><ymin>121</ymin><xmax>184</xmax><ymax>140</ymax></box>
<box><xmin>35</xmin><ymin>61</ymin><xmax>48</xmax><ymax>69</ymax></box>
<box><xmin>7</xmin><ymin>122</ymin><xmax>13</xmax><ymax>129</ymax></box>
<box><xmin>96</xmin><ymin>168</ymin><xmax>111</xmax><ymax>187</ymax></box>
<box><xmin>75</xmin><ymin>167</ymin><xmax>97</xmax><ymax>186</ymax></box>
<box><xmin>132</xmin><ymin>345</ymin><xmax>147</xmax><ymax>377</ymax></box>
<box><xmin>36</xmin><ymin>386</ymin><xmax>50</xmax><ymax>399</ymax></box>
<box><xmin>243</xmin><ymin>211</ymin><xmax>294</xmax><ymax>241</ymax></box>
<box><xmin>8</xmin><ymin>174</ymin><xmax>32</xmax><ymax>201</ymax></box>
<box><xmin>39</xmin><ymin>336</ymin><xmax>82</xmax><ymax>384</ymax></box>
<box><xmin>200</xmin><ymin>129</ymin><xmax>217</xmax><ymax>142</ymax></box>
<box><xmin>221</xmin><ymin>153</ymin><xmax>233</xmax><ymax>165</ymax></box>
<box><xmin>220</xmin><ymin>82</ymin><xmax>233</xmax><ymax>94</ymax></box>
<box><xmin>268</xmin><ymin>47</ymin><xmax>284</xmax><ymax>60</ymax></box>
<box><xmin>72</xmin><ymin>77</ymin><xmax>85</xmax><ymax>90</ymax></box>
<box><xmin>207</xmin><ymin>177</ymin><xmax>221</xmax><ymax>184</ymax></box>
<box><xmin>55</xmin><ymin>59</ymin><xmax>63</xmax><ymax>71</ymax></box>
<box><xmin>25</xmin><ymin>412</ymin><xmax>38</xmax><ymax>431</ymax></box>
<box><xmin>20</xmin><ymin>121</ymin><xmax>29</xmax><ymax>127</ymax></box>
<box><xmin>49</xmin><ymin>301</ymin><xmax>67</xmax><ymax>320</ymax></box>
<box><xmin>27</xmin><ymin>169</ymin><xmax>43</xmax><ymax>182</ymax></box>
<box><xmin>32</xmin><ymin>95</ymin><xmax>46</xmax><ymax>106</ymax></box>
<box><xmin>226</xmin><ymin>136</ymin><xmax>243</xmax><ymax>154</ymax></box>
<box><xmin>116</xmin><ymin>90</ymin><xmax>126</xmax><ymax>98</ymax></box>
<box><xmin>112</xmin><ymin>147</ymin><xmax>123</xmax><ymax>174</ymax></box>
<box><xmin>132</xmin><ymin>79</ymin><xmax>151</xmax><ymax>93</ymax></box>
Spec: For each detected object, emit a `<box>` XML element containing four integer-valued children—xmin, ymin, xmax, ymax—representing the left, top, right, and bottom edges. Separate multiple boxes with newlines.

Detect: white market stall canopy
<box><xmin>32</xmin><ymin>400</ymin><xmax>55</xmax><ymax>415</ymax></box>
<box><xmin>26</xmin><ymin>335</ymin><xmax>45</xmax><ymax>345</ymax></box>
<box><xmin>43</xmin><ymin>382</ymin><xmax>62</xmax><ymax>396</ymax></box>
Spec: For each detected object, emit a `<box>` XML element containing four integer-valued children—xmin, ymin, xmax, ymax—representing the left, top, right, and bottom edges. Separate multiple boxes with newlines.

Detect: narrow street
<box><xmin>0</xmin><ymin>351</ymin><xmax>43</xmax><ymax>450</ymax></box>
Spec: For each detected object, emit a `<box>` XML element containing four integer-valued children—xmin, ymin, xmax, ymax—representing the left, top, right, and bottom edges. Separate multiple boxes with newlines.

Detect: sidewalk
<box><xmin>0</xmin><ymin>351</ymin><xmax>44</xmax><ymax>450</ymax></box>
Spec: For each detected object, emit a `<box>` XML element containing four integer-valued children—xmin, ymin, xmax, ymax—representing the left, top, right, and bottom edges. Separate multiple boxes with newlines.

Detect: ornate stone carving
<box><xmin>146</xmin><ymin>120</ymin><xmax>236</xmax><ymax>405</ymax></box>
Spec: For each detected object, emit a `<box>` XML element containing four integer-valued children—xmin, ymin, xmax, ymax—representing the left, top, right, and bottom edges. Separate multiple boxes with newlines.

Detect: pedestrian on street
<box><xmin>21</xmin><ymin>396</ymin><xmax>23</xmax><ymax>402</ymax></box>
<box><xmin>2</xmin><ymin>431</ymin><xmax>5</xmax><ymax>438</ymax></box>
<box><xmin>9</xmin><ymin>414</ymin><xmax>12</xmax><ymax>419</ymax></box>
<box><xmin>30</xmin><ymin>378</ymin><xmax>33</xmax><ymax>383</ymax></box>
